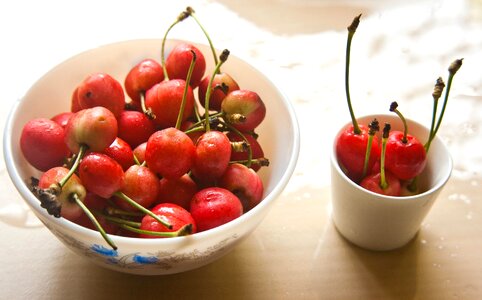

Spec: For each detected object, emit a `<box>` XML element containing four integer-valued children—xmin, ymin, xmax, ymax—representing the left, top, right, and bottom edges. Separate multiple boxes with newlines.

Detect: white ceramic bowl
<box><xmin>331</xmin><ymin>114</ymin><xmax>452</xmax><ymax>251</ymax></box>
<box><xmin>3</xmin><ymin>39</ymin><xmax>300</xmax><ymax>275</ymax></box>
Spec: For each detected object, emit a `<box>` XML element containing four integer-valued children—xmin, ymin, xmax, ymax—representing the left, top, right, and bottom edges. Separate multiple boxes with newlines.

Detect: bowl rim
<box><xmin>330</xmin><ymin>113</ymin><xmax>453</xmax><ymax>201</ymax></box>
<box><xmin>3</xmin><ymin>38</ymin><xmax>301</xmax><ymax>247</ymax></box>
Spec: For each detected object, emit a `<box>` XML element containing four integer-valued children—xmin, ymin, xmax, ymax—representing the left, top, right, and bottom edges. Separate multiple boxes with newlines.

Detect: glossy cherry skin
<box><xmin>139</xmin><ymin>203</ymin><xmax>197</xmax><ymax>238</ymax></box>
<box><xmin>385</xmin><ymin>131</ymin><xmax>427</xmax><ymax>180</ymax></box>
<box><xmin>76</xmin><ymin>72</ymin><xmax>125</xmax><ymax>118</ymax></box>
<box><xmin>198</xmin><ymin>72</ymin><xmax>240</xmax><ymax>112</ymax></box>
<box><xmin>192</xmin><ymin>131</ymin><xmax>232</xmax><ymax>182</ymax></box>
<box><xmin>335</xmin><ymin>124</ymin><xmax>381</xmax><ymax>183</ymax></box>
<box><xmin>158</xmin><ymin>174</ymin><xmax>198</xmax><ymax>211</ymax></box>
<box><xmin>124</xmin><ymin>58</ymin><xmax>164</xmax><ymax>103</ymax></box>
<box><xmin>70</xmin><ymin>87</ymin><xmax>82</xmax><ymax>112</ymax></box>
<box><xmin>79</xmin><ymin>152</ymin><xmax>124</xmax><ymax>199</ymax></box>
<box><xmin>190</xmin><ymin>187</ymin><xmax>243</xmax><ymax>232</ymax></box>
<box><xmin>64</xmin><ymin>106</ymin><xmax>118</xmax><ymax>153</ymax></box>
<box><xmin>221</xmin><ymin>89</ymin><xmax>266</xmax><ymax>132</ymax></box>
<box><xmin>218</xmin><ymin>163</ymin><xmax>264</xmax><ymax>212</ymax></box>
<box><xmin>117</xmin><ymin>110</ymin><xmax>156</xmax><ymax>148</ymax></box>
<box><xmin>20</xmin><ymin>118</ymin><xmax>70</xmax><ymax>171</ymax></box>
<box><xmin>133</xmin><ymin>142</ymin><xmax>147</xmax><ymax>164</ymax></box>
<box><xmin>38</xmin><ymin>167</ymin><xmax>86</xmax><ymax>221</ymax></box>
<box><xmin>227</xmin><ymin>131</ymin><xmax>265</xmax><ymax>172</ymax></box>
<box><xmin>51</xmin><ymin>112</ymin><xmax>74</xmax><ymax>129</ymax></box>
<box><xmin>145</xmin><ymin>128</ymin><xmax>196</xmax><ymax>179</ymax></box>
<box><xmin>360</xmin><ymin>171</ymin><xmax>401</xmax><ymax>196</ymax></box>
<box><xmin>165</xmin><ymin>43</ymin><xmax>206</xmax><ymax>88</ymax></box>
<box><xmin>103</xmin><ymin>137</ymin><xmax>135</xmax><ymax>171</ymax></box>
<box><xmin>114</xmin><ymin>165</ymin><xmax>160</xmax><ymax>211</ymax></box>
<box><xmin>144</xmin><ymin>79</ymin><xmax>195</xmax><ymax>129</ymax></box>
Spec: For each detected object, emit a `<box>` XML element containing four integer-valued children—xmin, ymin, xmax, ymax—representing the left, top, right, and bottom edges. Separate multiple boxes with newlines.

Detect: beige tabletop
<box><xmin>1</xmin><ymin>0</ymin><xmax>481</xmax><ymax>299</ymax></box>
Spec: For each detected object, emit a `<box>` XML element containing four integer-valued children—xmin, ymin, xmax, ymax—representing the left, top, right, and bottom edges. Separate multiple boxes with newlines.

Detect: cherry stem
<box><xmin>389</xmin><ymin>101</ymin><xmax>408</xmax><ymax>143</ymax></box>
<box><xmin>205</xmin><ymin>49</ymin><xmax>230</xmax><ymax>132</ymax></box>
<box><xmin>186</xmin><ymin>7</ymin><xmax>219</xmax><ymax>69</ymax></box>
<box><xmin>117</xmin><ymin>223</ymin><xmax>193</xmax><ymax>237</ymax></box>
<box><xmin>175</xmin><ymin>50</ymin><xmax>197</xmax><ymax>130</ymax></box>
<box><xmin>221</xmin><ymin>119</ymin><xmax>253</xmax><ymax>168</ymax></box>
<box><xmin>345</xmin><ymin>14</ymin><xmax>362</xmax><ymax>135</ymax></box>
<box><xmin>133</xmin><ymin>153</ymin><xmax>141</xmax><ymax>166</ymax></box>
<box><xmin>58</xmin><ymin>144</ymin><xmax>87</xmax><ymax>188</ymax></box>
<box><xmin>161</xmin><ymin>9</ymin><xmax>190</xmax><ymax>80</ymax></box>
<box><xmin>362</xmin><ymin>118</ymin><xmax>379</xmax><ymax>179</ymax></box>
<box><xmin>193</xmin><ymin>99</ymin><xmax>202</xmax><ymax>123</ymax></box>
<box><xmin>425</xmin><ymin>58</ymin><xmax>463</xmax><ymax>152</ymax></box>
<box><xmin>140</xmin><ymin>92</ymin><xmax>155</xmax><ymax>120</ymax></box>
<box><xmin>72</xmin><ymin>193</ymin><xmax>117</xmax><ymax>250</ymax></box>
<box><xmin>113</xmin><ymin>191</ymin><xmax>173</xmax><ymax>229</ymax></box>
<box><xmin>98</xmin><ymin>213</ymin><xmax>142</xmax><ymax>228</ymax></box>
<box><xmin>380</xmin><ymin>123</ymin><xmax>391</xmax><ymax>190</ymax></box>
<box><xmin>230</xmin><ymin>158</ymin><xmax>270</xmax><ymax>168</ymax></box>
<box><xmin>425</xmin><ymin>77</ymin><xmax>445</xmax><ymax>152</ymax></box>
<box><xmin>105</xmin><ymin>206</ymin><xmax>144</xmax><ymax>217</ymax></box>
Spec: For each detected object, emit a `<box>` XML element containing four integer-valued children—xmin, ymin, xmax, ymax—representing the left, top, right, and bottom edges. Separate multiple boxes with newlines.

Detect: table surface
<box><xmin>1</xmin><ymin>0</ymin><xmax>481</xmax><ymax>299</ymax></box>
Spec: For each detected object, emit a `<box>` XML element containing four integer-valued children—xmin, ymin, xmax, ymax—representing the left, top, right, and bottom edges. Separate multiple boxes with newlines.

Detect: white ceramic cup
<box><xmin>330</xmin><ymin>114</ymin><xmax>452</xmax><ymax>251</ymax></box>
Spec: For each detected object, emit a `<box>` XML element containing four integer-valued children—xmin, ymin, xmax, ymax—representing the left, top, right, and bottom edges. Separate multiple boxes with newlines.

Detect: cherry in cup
<box><xmin>385</xmin><ymin>102</ymin><xmax>427</xmax><ymax>181</ymax></box>
<box><xmin>360</xmin><ymin>123</ymin><xmax>401</xmax><ymax>196</ymax></box>
<box><xmin>335</xmin><ymin>14</ymin><xmax>381</xmax><ymax>183</ymax></box>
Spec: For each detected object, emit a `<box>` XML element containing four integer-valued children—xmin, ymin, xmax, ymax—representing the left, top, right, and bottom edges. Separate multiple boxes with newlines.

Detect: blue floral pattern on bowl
<box><xmin>43</xmin><ymin>221</ymin><xmax>239</xmax><ymax>270</ymax></box>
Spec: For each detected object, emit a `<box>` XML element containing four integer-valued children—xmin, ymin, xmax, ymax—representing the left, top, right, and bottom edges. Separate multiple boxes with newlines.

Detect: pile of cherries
<box><xmin>336</xmin><ymin>14</ymin><xmax>462</xmax><ymax>196</ymax></box>
<box><xmin>19</xmin><ymin>7</ymin><xmax>268</xmax><ymax>250</ymax></box>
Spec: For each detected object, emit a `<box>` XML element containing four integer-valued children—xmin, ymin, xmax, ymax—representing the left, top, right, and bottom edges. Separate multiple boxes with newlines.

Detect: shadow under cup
<box><xmin>330</xmin><ymin>115</ymin><xmax>453</xmax><ymax>251</ymax></box>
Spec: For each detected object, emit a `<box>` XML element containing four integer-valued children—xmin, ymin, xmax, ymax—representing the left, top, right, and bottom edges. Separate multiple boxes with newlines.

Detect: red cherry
<box><xmin>103</xmin><ymin>137</ymin><xmax>135</xmax><ymax>171</ymax></box>
<box><xmin>139</xmin><ymin>203</ymin><xmax>197</xmax><ymax>238</ymax></box>
<box><xmin>145</xmin><ymin>79</ymin><xmax>195</xmax><ymax>129</ymax></box>
<box><xmin>221</xmin><ymin>89</ymin><xmax>266</xmax><ymax>132</ymax></box>
<box><xmin>384</xmin><ymin>131</ymin><xmax>427</xmax><ymax>180</ymax></box>
<box><xmin>335</xmin><ymin>124</ymin><xmax>381</xmax><ymax>183</ymax></box>
<box><xmin>360</xmin><ymin>171</ymin><xmax>401</xmax><ymax>196</ymax></box>
<box><xmin>227</xmin><ymin>131</ymin><xmax>265</xmax><ymax>172</ymax></box>
<box><xmin>180</xmin><ymin>119</ymin><xmax>204</xmax><ymax>144</ymax></box>
<box><xmin>51</xmin><ymin>111</ymin><xmax>74</xmax><ymax>129</ymax></box>
<box><xmin>145</xmin><ymin>128</ymin><xmax>195</xmax><ymax>179</ymax></box>
<box><xmin>38</xmin><ymin>166</ymin><xmax>86</xmax><ymax>221</ymax></box>
<box><xmin>20</xmin><ymin>118</ymin><xmax>70</xmax><ymax>171</ymax></box>
<box><xmin>79</xmin><ymin>152</ymin><xmax>124</xmax><ymax>199</ymax></box>
<box><xmin>70</xmin><ymin>87</ymin><xmax>82</xmax><ymax>113</ymax></box>
<box><xmin>198</xmin><ymin>72</ymin><xmax>240</xmax><ymax>111</ymax></box>
<box><xmin>117</xmin><ymin>110</ymin><xmax>156</xmax><ymax>148</ymax></box>
<box><xmin>133</xmin><ymin>142</ymin><xmax>147</xmax><ymax>165</ymax></box>
<box><xmin>76</xmin><ymin>72</ymin><xmax>125</xmax><ymax>118</ymax></box>
<box><xmin>64</xmin><ymin>106</ymin><xmax>118</xmax><ymax>153</ymax></box>
<box><xmin>124</xmin><ymin>58</ymin><xmax>164</xmax><ymax>103</ymax></box>
<box><xmin>158</xmin><ymin>174</ymin><xmax>198</xmax><ymax>210</ymax></box>
<box><xmin>114</xmin><ymin>164</ymin><xmax>160</xmax><ymax>212</ymax></box>
<box><xmin>218</xmin><ymin>163</ymin><xmax>264</xmax><ymax>212</ymax></box>
<box><xmin>192</xmin><ymin>131</ymin><xmax>232</xmax><ymax>182</ymax></box>
<box><xmin>190</xmin><ymin>187</ymin><xmax>243</xmax><ymax>232</ymax></box>
<box><xmin>165</xmin><ymin>43</ymin><xmax>206</xmax><ymax>88</ymax></box>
